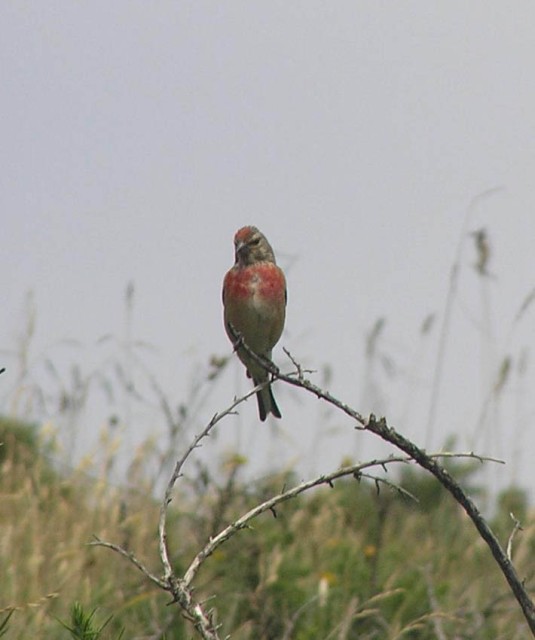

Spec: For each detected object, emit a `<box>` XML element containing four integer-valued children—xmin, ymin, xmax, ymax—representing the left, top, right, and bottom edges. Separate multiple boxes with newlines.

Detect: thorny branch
<box><xmin>90</xmin><ymin>538</ymin><xmax>166</xmax><ymax>589</ymax></box>
<box><xmin>182</xmin><ymin>457</ymin><xmax>415</xmax><ymax>589</ymax></box>
<box><xmin>507</xmin><ymin>512</ymin><xmax>524</xmax><ymax>561</ymax></box>
<box><xmin>181</xmin><ymin>451</ymin><xmax>500</xmax><ymax>589</ymax></box>
<box><xmin>94</xmin><ymin>330</ymin><xmax>535</xmax><ymax>638</ymax></box>
<box><xmin>229</xmin><ymin>330</ymin><xmax>535</xmax><ymax>635</ymax></box>
<box><xmin>94</xmin><ymin>384</ymin><xmax>271</xmax><ymax>640</ymax></box>
<box><xmin>157</xmin><ymin>383</ymin><xmax>263</xmax><ymax>583</ymax></box>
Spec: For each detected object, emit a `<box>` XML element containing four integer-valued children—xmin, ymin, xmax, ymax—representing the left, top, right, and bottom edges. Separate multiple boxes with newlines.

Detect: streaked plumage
<box><xmin>222</xmin><ymin>226</ymin><xmax>287</xmax><ymax>421</ymax></box>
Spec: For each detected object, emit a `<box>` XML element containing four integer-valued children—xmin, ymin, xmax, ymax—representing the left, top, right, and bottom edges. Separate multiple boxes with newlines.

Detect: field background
<box><xmin>3</xmin><ymin>5</ymin><xmax>535</xmax><ymax>635</ymax></box>
<box><xmin>1</xmin><ymin>362</ymin><xmax>533</xmax><ymax>639</ymax></box>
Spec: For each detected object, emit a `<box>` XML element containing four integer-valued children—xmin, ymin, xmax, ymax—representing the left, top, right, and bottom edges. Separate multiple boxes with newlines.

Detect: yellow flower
<box><xmin>364</xmin><ymin>544</ymin><xmax>377</xmax><ymax>559</ymax></box>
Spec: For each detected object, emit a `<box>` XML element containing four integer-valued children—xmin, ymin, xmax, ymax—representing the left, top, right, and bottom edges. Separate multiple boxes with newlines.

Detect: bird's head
<box><xmin>234</xmin><ymin>226</ymin><xmax>276</xmax><ymax>266</ymax></box>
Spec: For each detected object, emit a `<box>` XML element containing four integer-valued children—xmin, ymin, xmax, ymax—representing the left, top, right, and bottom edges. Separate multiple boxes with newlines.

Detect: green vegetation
<box><xmin>3</xmin><ymin>238</ymin><xmax>535</xmax><ymax>638</ymax></box>
<box><xmin>0</xmin><ymin>415</ymin><xmax>531</xmax><ymax>639</ymax></box>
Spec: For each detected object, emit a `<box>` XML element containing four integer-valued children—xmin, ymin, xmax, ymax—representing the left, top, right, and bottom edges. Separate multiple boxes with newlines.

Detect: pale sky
<box><xmin>3</xmin><ymin>3</ymin><xmax>535</xmax><ymax>496</ymax></box>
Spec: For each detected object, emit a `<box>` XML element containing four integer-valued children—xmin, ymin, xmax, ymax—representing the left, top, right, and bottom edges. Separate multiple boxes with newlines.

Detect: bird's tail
<box><xmin>254</xmin><ymin>380</ymin><xmax>282</xmax><ymax>422</ymax></box>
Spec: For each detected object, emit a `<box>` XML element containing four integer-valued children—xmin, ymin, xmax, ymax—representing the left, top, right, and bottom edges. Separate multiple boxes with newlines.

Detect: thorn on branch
<box><xmin>270</xmin><ymin>506</ymin><xmax>278</xmax><ymax>519</ymax></box>
<box><xmin>283</xmin><ymin>347</ymin><xmax>304</xmax><ymax>379</ymax></box>
<box><xmin>507</xmin><ymin>512</ymin><xmax>524</xmax><ymax>561</ymax></box>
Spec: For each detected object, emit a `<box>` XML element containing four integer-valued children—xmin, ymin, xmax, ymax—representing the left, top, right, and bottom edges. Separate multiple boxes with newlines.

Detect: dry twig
<box><xmin>94</xmin><ymin>331</ymin><xmax>535</xmax><ymax>637</ymax></box>
<box><xmin>230</xmin><ymin>333</ymin><xmax>535</xmax><ymax>635</ymax></box>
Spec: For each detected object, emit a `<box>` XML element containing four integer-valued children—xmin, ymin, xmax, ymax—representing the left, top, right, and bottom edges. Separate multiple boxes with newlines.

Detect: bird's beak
<box><xmin>235</xmin><ymin>240</ymin><xmax>246</xmax><ymax>259</ymax></box>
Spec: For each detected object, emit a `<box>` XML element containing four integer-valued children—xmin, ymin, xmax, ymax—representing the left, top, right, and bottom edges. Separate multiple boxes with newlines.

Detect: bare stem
<box><xmin>230</xmin><ymin>332</ymin><xmax>535</xmax><ymax>635</ymax></box>
<box><xmin>157</xmin><ymin>383</ymin><xmax>267</xmax><ymax>582</ymax></box>
<box><xmin>95</xmin><ymin>326</ymin><xmax>534</xmax><ymax>637</ymax></box>
<box><xmin>183</xmin><ymin>456</ymin><xmax>412</xmax><ymax>587</ymax></box>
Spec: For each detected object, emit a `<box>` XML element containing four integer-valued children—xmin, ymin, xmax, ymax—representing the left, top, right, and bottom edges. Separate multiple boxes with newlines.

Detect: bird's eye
<box><xmin>249</xmin><ymin>238</ymin><xmax>260</xmax><ymax>246</ymax></box>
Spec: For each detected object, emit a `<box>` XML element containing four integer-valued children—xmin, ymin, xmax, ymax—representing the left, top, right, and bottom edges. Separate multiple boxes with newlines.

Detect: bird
<box><xmin>222</xmin><ymin>226</ymin><xmax>287</xmax><ymax>421</ymax></box>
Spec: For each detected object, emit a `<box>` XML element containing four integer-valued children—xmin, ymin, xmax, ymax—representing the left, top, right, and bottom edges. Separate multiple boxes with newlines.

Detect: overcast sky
<box><xmin>2</xmin><ymin>3</ymin><xmax>535</xmax><ymax>495</ymax></box>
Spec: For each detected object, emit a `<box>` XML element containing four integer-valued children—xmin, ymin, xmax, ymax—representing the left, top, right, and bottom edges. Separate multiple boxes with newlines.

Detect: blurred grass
<box><xmin>3</xmin><ymin>215</ymin><xmax>534</xmax><ymax>637</ymax></box>
<box><xmin>0</xmin><ymin>415</ymin><xmax>533</xmax><ymax>639</ymax></box>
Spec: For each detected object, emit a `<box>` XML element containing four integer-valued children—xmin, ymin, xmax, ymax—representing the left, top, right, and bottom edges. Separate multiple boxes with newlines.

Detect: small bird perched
<box><xmin>222</xmin><ymin>226</ymin><xmax>287</xmax><ymax>421</ymax></box>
